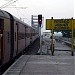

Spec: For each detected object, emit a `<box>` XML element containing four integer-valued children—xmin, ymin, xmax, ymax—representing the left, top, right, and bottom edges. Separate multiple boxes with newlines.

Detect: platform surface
<box><xmin>3</xmin><ymin>55</ymin><xmax>75</xmax><ymax>75</ymax></box>
<box><xmin>3</xmin><ymin>38</ymin><xmax>75</xmax><ymax>75</ymax></box>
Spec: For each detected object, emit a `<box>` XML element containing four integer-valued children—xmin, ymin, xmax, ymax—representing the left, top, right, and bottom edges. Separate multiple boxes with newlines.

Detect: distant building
<box><xmin>43</xmin><ymin>32</ymin><xmax>51</xmax><ymax>38</ymax></box>
<box><xmin>43</xmin><ymin>31</ymin><xmax>62</xmax><ymax>38</ymax></box>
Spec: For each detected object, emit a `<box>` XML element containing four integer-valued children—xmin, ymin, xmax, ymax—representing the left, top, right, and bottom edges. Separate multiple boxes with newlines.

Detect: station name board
<box><xmin>46</xmin><ymin>19</ymin><xmax>75</xmax><ymax>30</ymax></box>
<box><xmin>54</xmin><ymin>19</ymin><xmax>71</xmax><ymax>30</ymax></box>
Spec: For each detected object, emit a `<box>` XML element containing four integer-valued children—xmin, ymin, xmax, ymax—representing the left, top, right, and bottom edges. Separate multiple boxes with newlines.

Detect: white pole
<box><xmin>39</xmin><ymin>25</ymin><xmax>42</xmax><ymax>54</ymax></box>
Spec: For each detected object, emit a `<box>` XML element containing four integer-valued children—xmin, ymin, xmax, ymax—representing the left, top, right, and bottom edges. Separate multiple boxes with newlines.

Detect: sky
<box><xmin>0</xmin><ymin>0</ymin><xmax>74</xmax><ymax>32</ymax></box>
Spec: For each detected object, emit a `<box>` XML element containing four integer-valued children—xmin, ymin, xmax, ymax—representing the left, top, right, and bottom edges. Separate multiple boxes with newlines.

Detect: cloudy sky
<box><xmin>0</xmin><ymin>0</ymin><xmax>74</xmax><ymax>32</ymax></box>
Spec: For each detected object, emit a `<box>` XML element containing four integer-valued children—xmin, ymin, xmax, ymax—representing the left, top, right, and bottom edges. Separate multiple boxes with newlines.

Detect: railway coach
<box><xmin>0</xmin><ymin>10</ymin><xmax>38</xmax><ymax>67</ymax></box>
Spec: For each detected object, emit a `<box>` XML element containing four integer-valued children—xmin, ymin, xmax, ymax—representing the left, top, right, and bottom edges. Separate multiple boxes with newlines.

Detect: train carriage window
<box><xmin>0</xmin><ymin>19</ymin><xmax>3</xmax><ymax>32</ymax></box>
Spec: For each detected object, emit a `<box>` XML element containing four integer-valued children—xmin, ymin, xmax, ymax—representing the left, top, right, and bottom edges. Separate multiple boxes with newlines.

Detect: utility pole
<box><xmin>38</xmin><ymin>14</ymin><xmax>42</xmax><ymax>54</ymax></box>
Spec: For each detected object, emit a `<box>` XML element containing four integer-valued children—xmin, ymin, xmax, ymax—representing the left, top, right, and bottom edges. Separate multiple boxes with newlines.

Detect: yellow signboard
<box><xmin>46</xmin><ymin>19</ymin><xmax>52</xmax><ymax>30</ymax></box>
<box><xmin>73</xmin><ymin>20</ymin><xmax>75</xmax><ymax>30</ymax></box>
<box><xmin>46</xmin><ymin>19</ymin><xmax>75</xmax><ymax>30</ymax></box>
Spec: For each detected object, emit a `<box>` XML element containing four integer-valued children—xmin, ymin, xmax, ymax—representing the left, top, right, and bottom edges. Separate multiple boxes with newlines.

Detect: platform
<box><xmin>3</xmin><ymin>38</ymin><xmax>75</xmax><ymax>75</ymax></box>
<box><xmin>3</xmin><ymin>55</ymin><xmax>75</xmax><ymax>75</ymax></box>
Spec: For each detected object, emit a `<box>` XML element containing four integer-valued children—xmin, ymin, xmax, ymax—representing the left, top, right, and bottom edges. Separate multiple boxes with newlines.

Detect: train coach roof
<box><xmin>0</xmin><ymin>10</ymin><xmax>10</xmax><ymax>18</ymax></box>
<box><xmin>14</xmin><ymin>19</ymin><xmax>37</xmax><ymax>30</ymax></box>
<box><xmin>13</xmin><ymin>16</ymin><xmax>33</xmax><ymax>28</ymax></box>
<box><xmin>0</xmin><ymin>10</ymin><xmax>37</xmax><ymax>30</ymax></box>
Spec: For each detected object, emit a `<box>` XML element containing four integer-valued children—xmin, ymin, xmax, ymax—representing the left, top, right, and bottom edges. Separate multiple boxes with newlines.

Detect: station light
<box><xmin>38</xmin><ymin>15</ymin><xmax>42</xmax><ymax>26</ymax></box>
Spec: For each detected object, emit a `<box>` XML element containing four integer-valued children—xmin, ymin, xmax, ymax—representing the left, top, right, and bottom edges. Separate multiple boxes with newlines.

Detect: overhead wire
<box><xmin>0</xmin><ymin>0</ymin><xmax>31</xmax><ymax>24</ymax></box>
<box><xmin>5</xmin><ymin>7</ymin><xmax>28</xmax><ymax>9</ymax></box>
<box><xmin>0</xmin><ymin>0</ymin><xmax>18</xmax><ymax>9</ymax></box>
<box><xmin>15</xmin><ymin>1</ymin><xmax>29</xmax><ymax>23</ymax></box>
<box><xmin>18</xmin><ymin>1</ymin><xmax>31</xmax><ymax>25</ymax></box>
<box><xmin>0</xmin><ymin>0</ymin><xmax>13</xmax><ymax>8</ymax></box>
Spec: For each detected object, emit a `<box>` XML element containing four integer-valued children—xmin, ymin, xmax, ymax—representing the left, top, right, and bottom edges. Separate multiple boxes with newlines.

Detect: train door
<box><xmin>16</xmin><ymin>23</ymin><xmax>18</xmax><ymax>55</ymax></box>
<box><xmin>10</xmin><ymin>19</ymin><xmax>14</xmax><ymax>60</ymax></box>
<box><xmin>13</xmin><ymin>22</ymin><xmax>18</xmax><ymax>56</ymax></box>
<box><xmin>25</xmin><ymin>26</ymin><xmax>27</xmax><ymax>47</ymax></box>
<box><xmin>5</xmin><ymin>12</ymin><xmax>14</xmax><ymax>60</ymax></box>
<box><xmin>30</xmin><ymin>28</ymin><xmax>32</xmax><ymax>44</ymax></box>
<box><xmin>0</xmin><ymin>19</ymin><xmax>3</xmax><ymax>65</ymax></box>
<box><xmin>25</xmin><ymin>26</ymin><xmax>26</xmax><ymax>48</ymax></box>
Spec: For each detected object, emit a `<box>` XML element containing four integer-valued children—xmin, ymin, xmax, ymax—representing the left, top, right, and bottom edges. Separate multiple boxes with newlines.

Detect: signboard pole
<box><xmin>72</xmin><ymin>19</ymin><xmax>74</xmax><ymax>56</ymax></box>
<box><xmin>51</xmin><ymin>17</ymin><xmax>54</xmax><ymax>55</ymax></box>
<box><xmin>52</xmin><ymin>29</ymin><xmax>54</xmax><ymax>55</ymax></box>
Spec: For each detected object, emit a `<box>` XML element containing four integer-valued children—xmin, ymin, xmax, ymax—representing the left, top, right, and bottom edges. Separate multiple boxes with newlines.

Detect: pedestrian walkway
<box><xmin>3</xmin><ymin>55</ymin><xmax>75</xmax><ymax>75</ymax></box>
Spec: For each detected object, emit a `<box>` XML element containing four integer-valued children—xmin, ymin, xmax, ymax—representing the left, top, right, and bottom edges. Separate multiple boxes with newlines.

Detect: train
<box><xmin>0</xmin><ymin>9</ymin><xmax>39</xmax><ymax>67</ymax></box>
